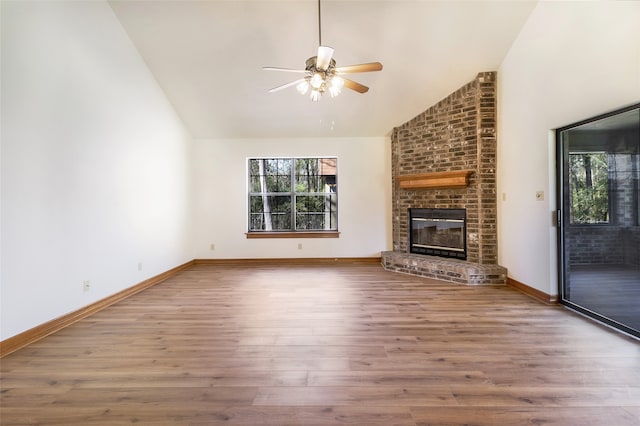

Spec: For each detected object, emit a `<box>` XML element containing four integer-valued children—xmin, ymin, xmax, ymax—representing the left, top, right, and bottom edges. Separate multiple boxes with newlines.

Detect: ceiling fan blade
<box><xmin>343</xmin><ymin>78</ymin><xmax>369</xmax><ymax>94</ymax></box>
<box><xmin>268</xmin><ymin>78</ymin><xmax>306</xmax><ymax>93</ymax></box>
<box><xmin>316</xmin><ymin>46</ymin><xmax>334</xmax><ymax>70</ymax></box>
<box><xmin>263</xmin><ymin>67</ymin><xmax>307</xmax><ymax>73</ymax></box>
<box><xmin>334</xmin><ymin>62</ymin><xmax>383</xmax><ymax>74</ymax></box>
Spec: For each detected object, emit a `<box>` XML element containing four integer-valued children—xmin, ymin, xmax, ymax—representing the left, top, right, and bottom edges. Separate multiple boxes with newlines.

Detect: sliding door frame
<box><xmin>556</xmin><ymin>103</ymin><xmax>640</xmax><ymax>339</ymax></box>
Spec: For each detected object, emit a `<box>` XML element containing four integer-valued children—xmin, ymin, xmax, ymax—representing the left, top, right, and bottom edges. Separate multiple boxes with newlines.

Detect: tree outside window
<box><xmin>569</xmin><ymin>152</ymin><xmax>609</xmax><ymax>224</ymax></box>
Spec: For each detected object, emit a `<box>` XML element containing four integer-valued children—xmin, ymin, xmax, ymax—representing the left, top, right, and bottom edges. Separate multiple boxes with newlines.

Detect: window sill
<box><xmin>246</xmin><ymin>231</ymin><xmax>340</xmax><ymax>239</ymax></box>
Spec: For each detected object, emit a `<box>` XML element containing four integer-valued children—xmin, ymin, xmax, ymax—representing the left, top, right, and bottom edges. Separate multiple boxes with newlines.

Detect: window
<box><xmin>248</xmin><ymin>157</ymin><xmax>337</xmax><ymax>234</ymax></box>
<box><xmin>569</xmin><ymin>152</ymin><xmax>609</xmax><ymax>224</ymax></box>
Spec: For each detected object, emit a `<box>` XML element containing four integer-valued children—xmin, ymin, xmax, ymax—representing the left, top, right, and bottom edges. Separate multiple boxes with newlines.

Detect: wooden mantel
<box><xmin>396</xmin><ymin>170</ymin><xmax>473</xmax><ymax>190</ymax></box>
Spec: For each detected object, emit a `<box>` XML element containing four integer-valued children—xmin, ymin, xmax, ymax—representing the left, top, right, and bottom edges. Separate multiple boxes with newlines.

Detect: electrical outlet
<box><xmin>298</xmin><ymin>243</ymin><xmax>303</xmax><ymax>250</ymax></box>
<box><xmin>210</xmin><ymin>243</ymin><xmax>215</xmax><ymax>251</ymax></box>
<box><xmin>138</xmin><ymin>262</ymin><xmax>143</xmax><ymax>271</ymax></box>
<box><xmin>83</xmin><ymin>280</ymin><xmax>90</xmax><ymax>292</ymax></box>
<box><xmin>535</xmin><ymin>191</ymin><xmax>544</xmax><ymax>201</ymax></box>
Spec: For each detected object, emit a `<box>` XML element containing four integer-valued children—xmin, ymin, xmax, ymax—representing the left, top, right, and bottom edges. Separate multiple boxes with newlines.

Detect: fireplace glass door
<box><xmin>557</xmin><ymin>104</ymin><xmax>640</xmax><ymax>338</ymax></box>
<box><xmin>410</xmin><ymin>208</ymin><xmax>466</xmax><ymax>260</ymax></box>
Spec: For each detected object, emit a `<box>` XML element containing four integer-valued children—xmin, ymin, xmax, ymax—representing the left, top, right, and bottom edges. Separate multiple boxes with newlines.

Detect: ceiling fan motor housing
<box><xmin>305</xmin><ymin>56</ymin><xmax>336</xmax><ymax>73</ymax></box>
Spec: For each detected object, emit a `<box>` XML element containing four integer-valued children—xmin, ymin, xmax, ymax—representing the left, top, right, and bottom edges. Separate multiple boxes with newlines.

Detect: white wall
<box><xmin>192</xmin><ymin>137</ymin><xmax>392</xmax><ymax>259</ymax></box>
<box><xmin>497</xmin><ymin>1</ymin><xmax>640</xmax><ymax>295</ymax></box>
<box><xmin>1</xmin><ymin>1</ymin><xmax>193</xmax><ymax>340</ymax></box>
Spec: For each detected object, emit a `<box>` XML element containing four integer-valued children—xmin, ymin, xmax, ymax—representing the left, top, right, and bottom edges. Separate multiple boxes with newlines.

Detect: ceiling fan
<box><xmin>263</xmin><ymin>0</ymin><xmax>383</xmax><ymax>101</ymax></box>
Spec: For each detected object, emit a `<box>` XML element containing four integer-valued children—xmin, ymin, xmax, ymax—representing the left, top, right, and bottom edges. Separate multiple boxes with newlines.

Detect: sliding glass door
<box><xmin>557</xmin><ymin>104</ymin><xmax>640</xmax><ymax>338</ymax></box>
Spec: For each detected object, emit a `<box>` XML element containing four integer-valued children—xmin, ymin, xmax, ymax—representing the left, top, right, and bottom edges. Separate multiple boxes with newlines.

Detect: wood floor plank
<box><xmin>252</xmin><ymin>385</ymin><xmax>458</xmax><ymax>406</ymax></box>
<box><xmin>410</xmin><ymin>406</ymin><xmax>640</xmax><ymax>426</ymax></box>
<box><xmin>1</xmin><ymin>405</ymin><xmax>417</xmax><ymax>426</ymax></box>
<box><xmin>449</xmin><ymin>384</ymin><xmax>640</xmax><ymax>407</ymax></box>
<box><xmin>307</xmin><ymin>369</ymin><xmax>489</xmax><ymax>386</ymax></box>
<box><xmin>1</xmin><ymin>262</ymin><xmax>639</xmax><ymax>425</ymax></box>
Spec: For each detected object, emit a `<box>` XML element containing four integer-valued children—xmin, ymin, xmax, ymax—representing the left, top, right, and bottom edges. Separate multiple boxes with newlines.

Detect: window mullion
<box><xmin>291</xmin><ymin>162</ymin><xmax>296</xmax><ymax>231</ymax></box>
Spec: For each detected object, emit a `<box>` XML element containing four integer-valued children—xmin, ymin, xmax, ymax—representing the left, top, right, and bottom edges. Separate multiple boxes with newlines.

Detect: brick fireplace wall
<box><xmin>391</xmin><ymin>72</ymin><xmax>498</xmax><ymax>265</ymax></box>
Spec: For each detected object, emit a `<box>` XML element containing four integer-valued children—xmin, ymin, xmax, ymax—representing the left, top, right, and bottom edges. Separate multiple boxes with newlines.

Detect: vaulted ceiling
<box><xmin>108</xmin><ymin>0</ymin><xmax>537</xmax><ymax>139</ymax></box>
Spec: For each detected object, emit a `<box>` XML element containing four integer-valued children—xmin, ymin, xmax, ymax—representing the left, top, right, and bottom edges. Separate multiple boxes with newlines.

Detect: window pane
<box><xmin>276</xmin><ymin>174</ymin><xmax>291</xmax><ymax>192</ymax></box>
<box><xmin>569</xmin><ymin>153</ymin><xmax>609</xmax><ymax>224</ymax></box>
<box><xmin>295</xmin><ymin>158</ymin><xmax>315</xmax><ymax>192</ymax></box>
<box><xmin>295</xmin><ymin>158</ymin><xmax>337</xmax><ymax>193</ymax></box>
<box><xmin>249</xmin><ymin>175</ymin><xmax>262</xmax><ymax>193</ymax></box>
<box><xmin>249</xmin><ymin>195</ymin><xmax>292</xmax><ymax>230</ymax></box>
<box><xmin>320</xmin><ymin>158</ymin><xmax>337</xmax><ymax>193</ymax></box>
<box><xmin>295</xmin><ymin>194</ymin><xmax>337</xmax><ymax>230</ymax></box>
<box><xmin>248</xmin><ymin>158</ymin><xmax>292</xmax><ymax>193</ymax></box>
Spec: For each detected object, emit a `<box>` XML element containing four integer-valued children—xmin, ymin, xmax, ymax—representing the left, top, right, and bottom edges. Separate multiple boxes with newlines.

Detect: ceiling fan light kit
<box><xmin>264</xmin><ymin>0</ymin><xmax>382</xmax><ymax>101</ymax></box>
<box><xmin>295</xmin><ymin>55</ymin><xmax>345</xmax><ymax>99</ymax></box>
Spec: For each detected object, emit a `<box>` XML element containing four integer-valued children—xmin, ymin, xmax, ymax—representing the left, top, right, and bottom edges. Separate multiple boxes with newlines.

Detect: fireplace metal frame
<box><xmin>409</xmin><ymin>208</ymin><xmax>467</xmax><ymax>260</ymax></box>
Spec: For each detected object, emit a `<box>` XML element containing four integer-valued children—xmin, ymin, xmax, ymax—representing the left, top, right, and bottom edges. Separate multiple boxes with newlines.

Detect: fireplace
<box><xmin>383</xmin><ymin>73</ymin><xmax>506</xmax><ymax>284</ymax></box>
<box><xmin>409</xmin><ymin>208</ymin><xmax>466</xmax><ymax>260</ymax></box>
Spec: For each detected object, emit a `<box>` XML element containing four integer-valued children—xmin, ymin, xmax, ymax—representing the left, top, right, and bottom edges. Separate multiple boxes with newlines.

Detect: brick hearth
<box><xmin>382</xmin><ymin>71</ymin><xmax>507</xmax><ymax>285</ymax></box>
<box><xmin>381</xmin><ymin>251</ymin><xmax>506</xmax><ymax>285</ymax></box>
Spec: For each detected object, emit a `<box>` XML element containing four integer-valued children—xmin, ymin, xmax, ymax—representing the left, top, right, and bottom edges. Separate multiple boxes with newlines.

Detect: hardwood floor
<box><xmin>1</xmin><ymin>262</ymin><xmax>639</xmax><ymax>425</ymax></box>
